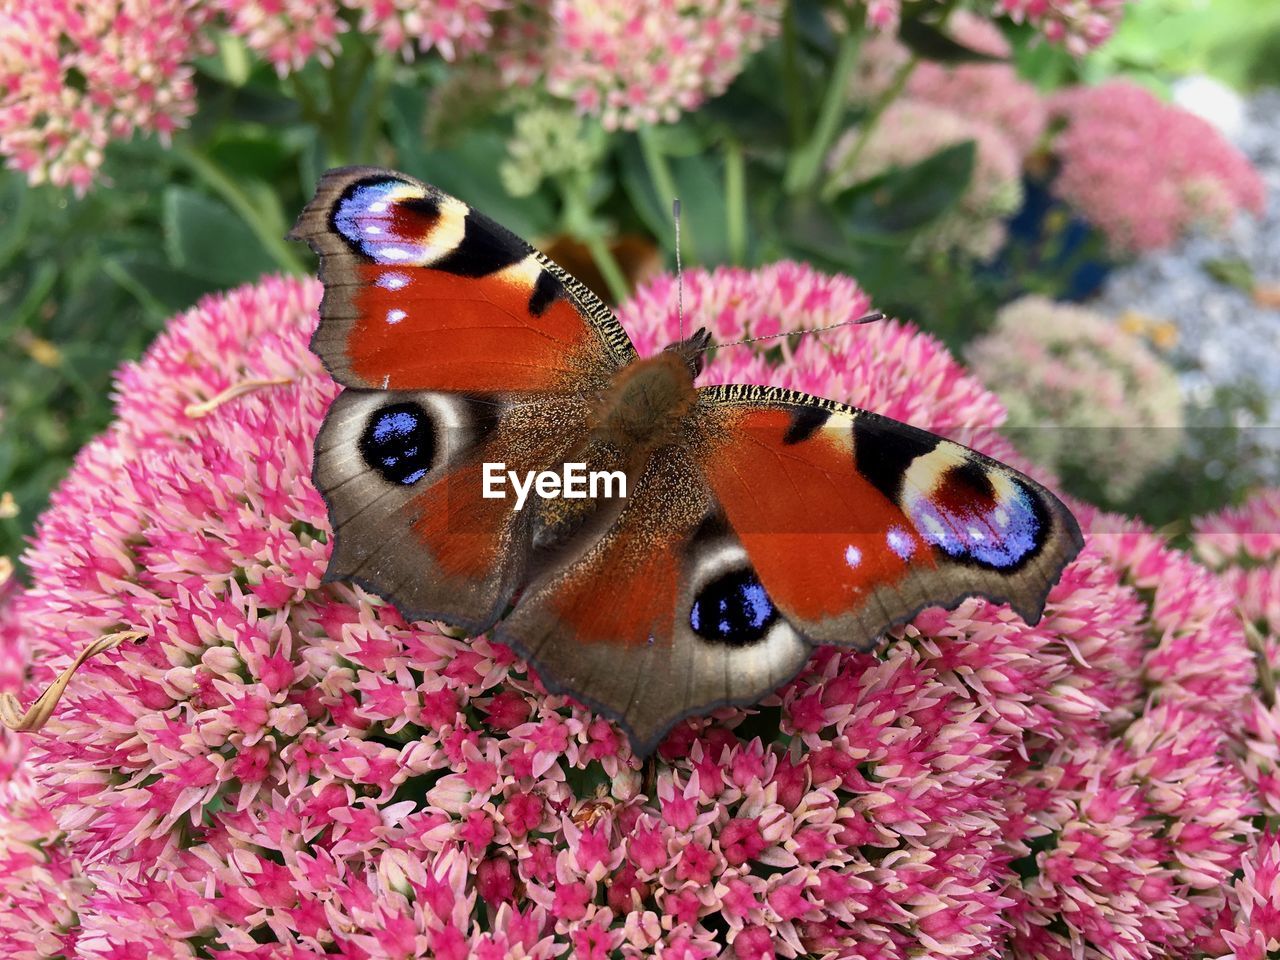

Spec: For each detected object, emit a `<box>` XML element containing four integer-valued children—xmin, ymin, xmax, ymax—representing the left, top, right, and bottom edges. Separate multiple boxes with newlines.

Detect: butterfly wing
<box><xmin>495</xmin><ymin>443</ymin><xmax>812</xmax><ymax>756</ymax></box>
<box><xmin>315</xmin><ymin>389</ymin><xmax>607</xmax><ymax>632</ymax></box>
<box><xmin>289</xmin><ymin>166</ymin><xmax>636</xmax><ymax>392</ymax></box>
<box><xmin>693</xmin><ymin>385</ymin><xmax>1084</xmax><ymax>646</ymax></box>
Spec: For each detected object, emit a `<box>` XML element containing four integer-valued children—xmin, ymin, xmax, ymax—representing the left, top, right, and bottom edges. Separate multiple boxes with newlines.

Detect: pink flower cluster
<box><xmin>1194</xmin><ymin>490</ymin><xmax>1280</xmax><ymax>831</ymax></box>
<box><xmin>343</xmin><ymin>0</ymin><xmax>508</xmax><ymax>62</ymax></box>
<box><xmin>213</xmin><ymin>0</ymin><xmax>347</xmax><ymax>75</ymax></box>
<box><xmin>966</xmin><ymin>295</ymin><xmax>1185</xmax><ymax>500</ymax></box>
<box><xmin>860</xmin><ymin>0</ymin><xmax>1131</xmax><ymax>54</ymax></box>
<box><xmin>0</xmin><ymin>0</ymin><xmax>207</xmax><ymax>193</ymax></box>
<box><xmin>1192</xmin><ymin>491</ymin><xmax>1280</xmax><ymax>957</ymax></box>
<box><xmin>1050</xmin><ymin>80</ymin><xmax>1266</xmax><ymax>253</ymax></box>
<box><xmin>213</xmin><ymin>0</ymin><xmax>506</xmax><ymax>72</ymax></box>
<box><xmin>538</xmin><ymin>0</ymin><xmax>782</xmax><ymax>130</ymax></box>
<box><xmin>0</xmin><ymin>266</ymin><xmax>1272</xmax><ymax>956</ymax></box>
<box><xmin>902</xmin><ymin>12</ymin><xmax>1048</xmax><ymax>158</ymax></box>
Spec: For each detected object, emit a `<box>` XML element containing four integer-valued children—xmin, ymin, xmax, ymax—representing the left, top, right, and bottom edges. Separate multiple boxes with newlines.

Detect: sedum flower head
<box><xmin>0</xmin><ymin>269</ymin><xmax>1264</xmax><ymax>957</ymax></box>
<box><xmin>342</xmin><ymin>0</ymin><xmax>509</xmax><ymax>62</ymax></box>
<box><xmin>855</xmin><ymin>0</ymin><xmax>1132</xmax><ymax>54</ymax></box>
<box><xmin>904</xmin><ymin>13</ymin><xmax>1048</xmax><ymax>157</ymax></box>
<box><xmin>967</xmin><ymin>295</ymin><xmax>1185</xmax><ymax>502</ymax></box>
<box><xmin>1194</xmin><ymin>489</ymin><xmax>1280</xmax><ymax>823</ymax></box>
<box><xmin>0</xmin><ymin>0</ymin><xmax>208</xmax><ymax>193</ymax></box>
<box><xmin>542</xmin><ymin>0</ymin><xmax>783</xmax><ymax>130</ymax></box>
<box><xmin>1050</xmin><ymin>80</ymin><xmax>1266</xmax><ymax>254</ymax></box>
<box><xmin>215</xmin><ymin>0</ymin><xmax>347</xmax><ymax>76</ymax></box>
<box><xmin>499</xmin><ymin>105</ymin><xmax>607</xmax><ymax>197</ymax></box>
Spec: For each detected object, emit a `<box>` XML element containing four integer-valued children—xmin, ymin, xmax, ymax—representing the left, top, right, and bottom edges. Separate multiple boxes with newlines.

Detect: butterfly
<box><xmin>289</xmin><ymin>167</ymin><xmax>1084</xmax><ymax>756</ymax></box>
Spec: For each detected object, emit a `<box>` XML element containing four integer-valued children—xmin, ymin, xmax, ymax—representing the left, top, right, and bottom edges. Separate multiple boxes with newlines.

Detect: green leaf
<box><xmin>790</xmin><ymin>0</ymin><xmax>839</xmax><ymax>56</ymax></box>
<box><xmin>699</xmin><ymin>48</ymin><xmax>793</xmax><ymax>150</ymax></box>
<box><xmin>620</xmin><ymin>139</ymin><xmax>729</xmax><ymax>264</ymax></box>
<box><xmin>162</xmin><ymin>186</ymin><xmax>273</xmax><ymax>286</ymax></box>
<box><xmin>103</xmin><ymin>254</ymin><xmax>222</xmax><ymax>318</ymax></box>
<box><xmin>839</xmin><ymin>140</ymin><xmax>976</xmax><ymax>236</ymax></box>
<box><xmin>1203</xmin><ymin>256</ymin><xmax>1255</xmax><ymax>292</ymax></box>
<box><xmin>671</xmin><ymin>154</ymin><xmax>730</xmax><ymax>266</ymax></box>
<box><xmin>0</xmin><ymin>172</ymin><xmax>33</xmax><ymax>270</ymax></box>
<box><xmin>620</xmin><ymin>138</ymin><xmax>670</xmax><ymax>244</ymax></box>
<box><xmin>208</xmin><ymin>131</ymin><xmax>296</xmax><ymax>181</ymax></box>
<box><xmin>898</xmin><ymin>17</ymin><xmax>1006</xmax><ymax>64</ymax></box>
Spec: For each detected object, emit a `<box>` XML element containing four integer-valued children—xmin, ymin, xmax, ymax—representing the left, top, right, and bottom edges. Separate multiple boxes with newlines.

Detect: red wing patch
<box><xmin>696</xmin><ymin>406</ymin><xmax>936</xmax><ymax>626</ymax></box>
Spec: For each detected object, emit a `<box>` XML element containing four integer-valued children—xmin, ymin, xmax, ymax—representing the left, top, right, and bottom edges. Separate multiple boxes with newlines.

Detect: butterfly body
<box><xmin>292</xmin><ymin>166</ymin><xmax>1084</xmax><ymax>755</ymax></box>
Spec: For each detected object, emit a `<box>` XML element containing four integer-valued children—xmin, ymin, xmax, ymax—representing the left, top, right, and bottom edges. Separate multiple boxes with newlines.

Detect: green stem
<box><xmin>355</xmin><ymin>54</ymin><xmax>395</xmax><ymax>163</ymax></box>
<box><xmin>174</xmin><ymin>147</ymin><xmax>306</xmax><ymax>275</ymax></box>
<box><xmin>783</xmin><ymin>22</ymin><xmax>863</xmax><ymax>196</ymax></box>
<box><xmin>582</xmin><ymin>233</ymin><xmax>630</xmax><ymax>304</ymax></box>
<box><xmin>724</xmin><ymin>137</ymin><xmax>747</xmax><ymax>266</ymax></box>
<box><xmin>558</xmin><ymin>172</ymin><xmax>630</xmax><ymax>304</ymax></box>
<box><xmin>637</xmin><ymin>126</ymin><xmax>694</xmax><ymax>262</ymax></box>
<box><xmin>781</xmin><ymin>3</ymin><xmax>806</xmax><ymax>147</ymax></box>
<box><xmin>327</xmin><ymin>40</ymin><xmax>374</xmax><ymax>166</ymax></box>
<box><xmin>822</xmin><ymin>54</ymin><xmax>919</xmax><ymax>201</ymax></box>
<box><xmin>288</xmin><ymin>74</ymin><xmax>322</xmax><ymax>122</ymax></box>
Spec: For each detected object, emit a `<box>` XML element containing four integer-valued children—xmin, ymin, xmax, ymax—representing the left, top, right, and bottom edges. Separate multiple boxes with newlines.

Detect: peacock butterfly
<box><xmin>289</xmin><ymin>167</ymin><xmax>1083</xmax><ymax>756</ymax></box>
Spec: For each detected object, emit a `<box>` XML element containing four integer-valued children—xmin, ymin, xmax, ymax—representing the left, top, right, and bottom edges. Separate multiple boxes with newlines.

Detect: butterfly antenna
<box><xmin>673</xmin><ymin>198</ymin><xmax>684</xmax><ymax>341</ymax></box>
<box><xmin>695</xmin><ymin>311</ymin><xmax>884</xmax><ymax>354</ymax></box>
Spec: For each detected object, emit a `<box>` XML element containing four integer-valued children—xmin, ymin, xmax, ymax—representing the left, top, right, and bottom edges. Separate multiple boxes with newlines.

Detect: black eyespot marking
<box><xmin>529</xmin><ymin>269</ymin><xmax>562</xmax><ymax>317</ymax></box>
<box><xmin>854</xmin><ymin>415</ymin><xmax>939</xmax><ymax>501</ymax></box>
<box><xmin>432</xmin><ymin>211</ymin><xmax>526</xmax><ymax>277</ymax></box>
<box><xmin>360</xmin><ymin>402</ymin><xmax>435</xmax><ymax>486</ymax></box>
<box><xmin>690</xmin><ymin>568</ymin><xmax>777</xmax><ymax>646</ymax></box>
<box><xmin>783</xmin><ymin>406</ymin><xmax>829</xmax><ymax>445</ymax></box>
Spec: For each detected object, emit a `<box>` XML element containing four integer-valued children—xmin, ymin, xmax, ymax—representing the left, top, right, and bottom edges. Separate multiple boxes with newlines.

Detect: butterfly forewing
<box><xmin>692</xmin><ymin>385</ymin><xmax>1084</xmax><ymax>646</ymax></box>
<box><xmin>289</xmin><ymin>166</ymin><xmax>636</xmax><ymax>393</ymax></box>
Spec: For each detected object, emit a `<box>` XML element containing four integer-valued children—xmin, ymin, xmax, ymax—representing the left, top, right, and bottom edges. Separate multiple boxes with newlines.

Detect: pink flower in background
<box><xmin>966</xmin><ymin>296</ymin><xmax>1185</xmax><ymax>501</ymax></box>
<box><xmin>828</xmin><ymin>98</ymin><xmax>1024</xmax><ymax>259</ymax></box>
<box><xmin>540</xmin><ymin>0</ymin><xmax>782</xmax><ymax>130</ymax></box>
<box><xmin>343</xmin><ymin>0</ymin><xmax>509</xmax><ymax>61</ymax></box>
<box><xmin>216</xmin><ymin>0</ymin><xmax>346</xmax><ymax>75</ymax></box>
<box><xmin>856</xmin><ymin>0</ymin><xmax>1131</xmax><ymax>53</ymax></box>
<box><xmin>0</xmin><ymin>268</ymin><xmax>1268</xmax><ymax>956</ymax></box>
<box><xmin>1050</xmin><ymin>80</ymin><xmax>1266</xmax><ymax>253</ymax></box>
<box><xmin>0</xmin><ymin>0</ymin><xmax>207</xmax><ymax>193</ymax></box>
<box><xmin>902</xmin><ymin>12</ymin><xmax>1048</xmax><ymax>157</ymax></box>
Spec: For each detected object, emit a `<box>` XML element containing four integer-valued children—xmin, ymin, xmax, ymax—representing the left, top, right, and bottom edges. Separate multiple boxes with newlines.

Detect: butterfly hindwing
<box><xmin>495</xmin><ymin>444</ymin><xmax>811</xmax><ymax>755</ymax></box>
<box><xmin>314</xmin><ymin>387</ymin><xmax>600</xmax><ymax>633</ymax></box>
<box><xmin>289</xmin><ymin>166</ymin><xmax>636</xmax><ymax>393</ymax></box>
<box><xmin>693</xmin><ymin>385</ymin><xmax>1083</xmax><ymax>646</ymax></box>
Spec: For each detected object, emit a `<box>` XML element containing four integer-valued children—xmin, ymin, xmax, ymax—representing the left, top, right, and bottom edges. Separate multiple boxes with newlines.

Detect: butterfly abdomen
<box><xmin>588</xmin><ymin>352</ymin><xmax>698</xmax><ymax>460</ymax></box>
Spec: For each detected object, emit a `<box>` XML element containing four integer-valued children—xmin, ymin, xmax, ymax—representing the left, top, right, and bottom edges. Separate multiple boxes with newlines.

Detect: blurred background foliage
<box><xmin>3</xmin><ymin>0</ymin><xmax>1279</xmax><ymax>566</ymax></box>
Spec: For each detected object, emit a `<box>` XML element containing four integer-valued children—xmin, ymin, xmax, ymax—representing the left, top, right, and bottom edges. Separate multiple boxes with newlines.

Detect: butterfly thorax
<box><xmin>588</xmin><ymin>350</ymin><xmax>698</xmax><ymax>461</ymax></box>
<box><xmin>587</xmin><ymin>326</ymin><xmax>712</xmax><ymax>461</ymax></box>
